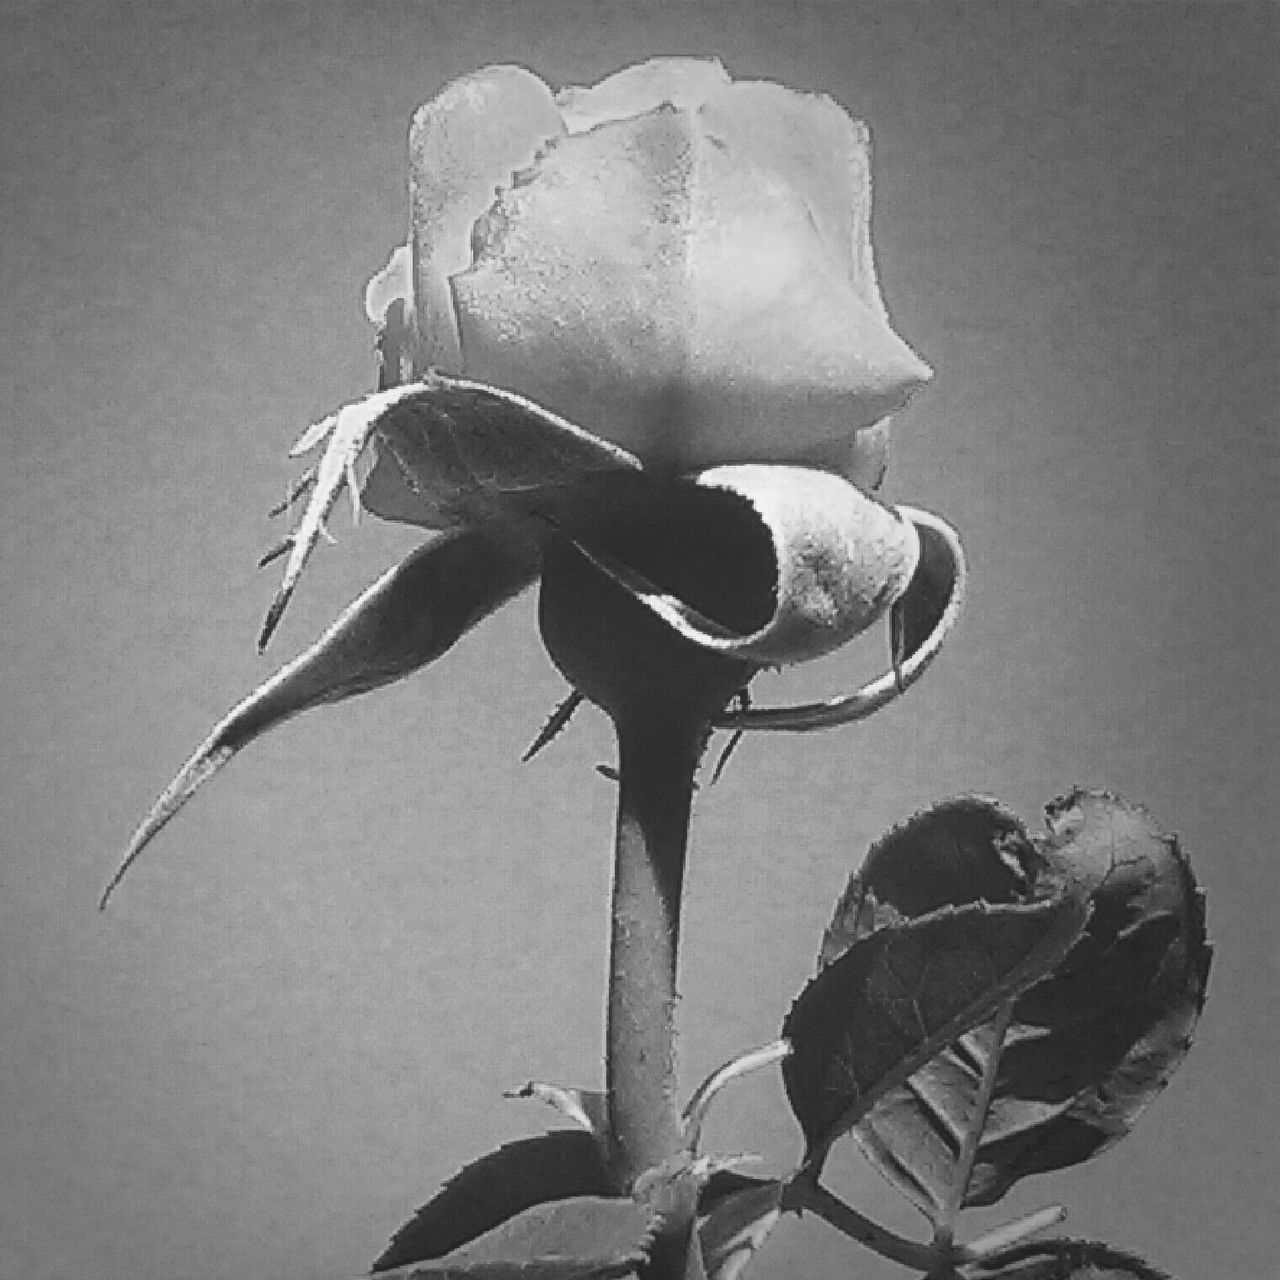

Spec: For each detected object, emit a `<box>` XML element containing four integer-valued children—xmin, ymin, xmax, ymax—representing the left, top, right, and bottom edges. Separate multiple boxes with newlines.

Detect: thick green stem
<box><xmin>607</xmin><ymin>707</ymin><xmax>704</xmax><ymax>1276</ymax></box>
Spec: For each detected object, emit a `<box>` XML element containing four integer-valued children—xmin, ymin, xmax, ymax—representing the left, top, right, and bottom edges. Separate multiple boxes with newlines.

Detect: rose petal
<box><xmin>697</xmin><ymin>79</ymin><xmax>886</xmax><ymax>317</ymax></box>
<box><xmin>409</xmin><ymin>65</ymin><xmax>565</xmax><ymax>372</ymax></box>
<box><xmin>555</xmin><ymin>56</ymin><xmax>730</xmax><ymax>132</ymax></box>
<box><xmin>797</xmin><ymin>417</ymin><xmax>891</xmax><ymax>494</ymax></box>
<box><xmin>452</xmin><ymin>104</ymin><xmax>930</xmax><ymax>476</ymax></box>
<box><xmin>100</xmin><ymin>527</ymin><xmax>539</xmax><ymax>907</ymax></box>
<box><xmin>682</xmin><ymin>126</ymin><xmax>931</xmax><ymax>463</ymax></box>
<box><xmin>365</xmin><ymin>240</ymin><xmax>412</xmax><ymax>328</ymax></box>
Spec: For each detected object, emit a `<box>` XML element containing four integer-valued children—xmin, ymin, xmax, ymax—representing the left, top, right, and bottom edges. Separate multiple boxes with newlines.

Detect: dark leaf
<box><xmin>831</xmin><ymin>792</ymin><xmax>1211</xmax><ymax>1220</ymax></box>
<box><xmin>968</xmin><ymin>1238</ymin><xmax>1175</xmax><ymax>1279</ymax></box>
<box><xmin>375</xmin><ymin>1196</ymin><xmax>655</xmax><ymax>1280</ymax></box>
<box><xmin>782</xmin><ymin>894</ymin><xmax>1086</xmax><ymax>1171</ymax></box>
<box><xmin>967</xmin><ymin>791</ymin><xmax>1211</xmax><ymax>1204</ymax></box>
<box><xmin>373</xmin><ymin>1131</ymin><xmax>615</xmax><ymax>1271</ymax></box>
<box><xmin>696</xmin><ymin>1175</ymin><xmax>785</xmax><ymax>1280</ymax></box>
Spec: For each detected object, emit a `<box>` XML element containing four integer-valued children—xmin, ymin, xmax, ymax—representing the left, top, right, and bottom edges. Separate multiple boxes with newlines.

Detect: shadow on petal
<box><xmin>100</xmin><ymin>526</ymin><xmax>539</xmax><ymax>907</ymax></box>
<box><xmin>546</xmin><ymin>466</ymin><xmax>921</xmax><ymax>667</ymax></box>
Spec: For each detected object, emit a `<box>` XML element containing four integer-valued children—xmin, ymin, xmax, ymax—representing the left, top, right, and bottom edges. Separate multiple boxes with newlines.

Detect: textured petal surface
<box><xmin>409</xmin><ymin>65</ymin><xmax>565</xmax><ymax>372</ymax></box>
<box><xmin>453</xmin><ymin>106</ymin><xmax>698</xmax><ymax>469</ymax></box>
<box><xmin>452</xmin><ymin>103</ymin><xmax>929</xmax><ymax>475</ymax></box>
<box><xmin>697</xmin><ymin>78</ymin><xmax>884</xmax><ymax>314</ymax></box>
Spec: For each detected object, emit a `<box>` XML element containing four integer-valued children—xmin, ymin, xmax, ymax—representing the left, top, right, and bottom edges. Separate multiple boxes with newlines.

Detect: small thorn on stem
<box><xmin>710</xmin><ymin>688</ymin><xmax>751</xmax><ymax>783</ymax></box>
<box><xmin>267</xmin><ymin>467</ymin><xmax>318</xmax><ymax>518</ymax></box>
<box><xmin>257</xmin><ymin>537</ymin><xmax>292</xmax><ymax>569</ymax></box>
<box><xmin>522</xmin><ymin>689</ymin><xmax>585</xmax><ymax>762</ymax></box>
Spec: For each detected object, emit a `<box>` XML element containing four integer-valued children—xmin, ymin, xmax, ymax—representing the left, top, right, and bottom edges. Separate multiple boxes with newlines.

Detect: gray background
<box><xmin>2</xmin><ymin>3</ymin><xmax>1275</xmax><ymax>1278</ymax></box>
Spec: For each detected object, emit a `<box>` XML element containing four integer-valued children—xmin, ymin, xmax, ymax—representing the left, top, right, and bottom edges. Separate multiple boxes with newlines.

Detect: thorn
<box><xmin>257</xmin><ymin>536</ymin><xmax>292</xmax><ymax>569</ymax></box>
<box><xmin>596</xmin><ymin>764</ymin><xmax>620</xmax><ymax>782</ymax></box>
<box><xmin>711</xmin><ymin>687</ymin><xmax>752</xmax><ymax>783</ymax></box>
<box><xmin>258</xmin><ymin>587</ymin><xmax>290</xmax><ymax>653</ymax></box>
<box><xmin>711</xmin><ymin>730</ymin><xmax>745</xmax><ymax>784</ymax></box>
<box><xmin>522</xmin><ymin>689</ymin><xmax>585</xmax><ymax>762</ymax></box>
<box><xmin>267</xmin><ymin>467</ymin><xmax>318</xmax><ymax>518</ymax></box>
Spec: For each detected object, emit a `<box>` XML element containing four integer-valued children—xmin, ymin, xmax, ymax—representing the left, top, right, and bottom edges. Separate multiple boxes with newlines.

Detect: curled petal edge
<box><xmin>548</xmin><ymin>465</ymin><xmax>921</xmax><ymax>667</ymax></box>
<box><xmin>100</xmin><ymin>527</ymin><xmax>539</xmax><ymax>908</ymax></box>
<box><xmin>711</xmin><ymin>505</ymin><xmax>965</xmax><ymax>732</ymax></box>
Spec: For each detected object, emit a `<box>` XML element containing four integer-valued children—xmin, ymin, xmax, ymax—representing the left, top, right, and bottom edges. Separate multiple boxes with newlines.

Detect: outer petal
<box><xmin>696</xmin><ymin>79</ymin><xmax>887</xmax><ymax>319</ymax></box>
<box><xmin>452</xmin><ymin>105</ymin><xmax>930</xmax><ymax>475</ymax></box>
<box><xmin>453</xmin><ymin>106</ymin><xmax>697</xmax><ymax>468</ymax></box>
<box><xmin>365</xmin><ymin>241</ymin><xmax>412</xmax><ymax>329</ymax></box>
<box><xmin>555</xmin><ymin>56</ymin><xmax>730</xmax><ymax>132</ymax></box>
<box><xmin>683</xmin><ymin>130</ymin><xmax>930</xmax><ymax>465</ymax></box>
<box><xmin>408</xmin><ymin>65</ymin><xmax>565</xmax><ymax>373</ymax></box>
<box><xmin>101</xmin><ymin>526</ymin><xmax>539</xmax><ymax>907</ymax></box>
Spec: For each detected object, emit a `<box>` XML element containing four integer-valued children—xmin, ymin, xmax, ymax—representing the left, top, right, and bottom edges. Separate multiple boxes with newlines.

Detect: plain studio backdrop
<box><xmin>1</xmin><ymin>4</ymin><xmax>1274</xmax><ymax>1279</ymax></box>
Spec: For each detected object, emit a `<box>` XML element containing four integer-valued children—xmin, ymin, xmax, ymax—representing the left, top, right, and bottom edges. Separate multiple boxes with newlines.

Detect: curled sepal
<box><xmin>551</xmin><ymin>464</ymin><xmax>919</xmax><ymax>667</ymax></box>
<box><xmin>101</xmin><ymin>527</ymin><xmax>538</xmax><ymax>907</ymax></box>
<box><xmin>782</xmin><ymin>895</ymin><xmax>1087</xmax><ymax>1175</ymax></box>
<box><xmin>372</xmin><ymin>1132</ymin><xmax>616</xmax><ymax>1272</ymax></box>
<box><xmin>261</xmin><ymin>374</ymin><xmax>639</xmax><ymax>648</ymax></box>
<box><xmin>964</xmin><ymin>1238</ymin><xmax>1176</xmax><ymax>1280</ymax></box>
<box><xmin>713</xmin><ymin>502</ymin><xmax>965</xmax><ymax>732</ymax></box>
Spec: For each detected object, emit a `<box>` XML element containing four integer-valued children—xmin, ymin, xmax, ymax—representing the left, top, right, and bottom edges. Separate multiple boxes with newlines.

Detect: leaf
<box><xmin>101</xmin><ymin>526</ymin><xmax>538</xmax><ymax>907</ymax></box>
<box><xmin>966</xmin><ymin>1238</ymin><xmax>1176</xmax><ymax>1279</ymax></box>
<box><xmin>696</xmin><ymin>1174</ymin><xmax>784</xmax><ymax>1280</ymax></box>
<box><xmin>375</xmin><ymin>1197</ymin><xmax>656</xmax><ymax>1280</ymax></box>
<box><xmin>829</xmin><ymin>793</ymin><xmax>1211</xmax><ymax>1221</ymax></box>
<box><xmin>373</xmin><ymin>1131</ymin><xmax>617</xmax><ymax>1271</ymax></box>
<box><xmin>262</xmin><ymin>374</ymin><xmax>639</xmax><ymax>647</ymax></box>
<box><xmin>967</xmin><ymin>791</ymin><xmax>1211</xmax><ymax>1204</ymax></box>
<box><xmin>781</xmin><ymin>894</ymin><xmax>1086</xmax><ymax>1171</ymax></box>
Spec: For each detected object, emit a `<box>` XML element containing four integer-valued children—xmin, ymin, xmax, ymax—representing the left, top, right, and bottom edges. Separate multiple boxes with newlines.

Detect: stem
<box><xmin>936</xmin><ymin>1000</ymin><xmax>1016</xmax><ymax>1245</ymax></box>
<box><xmin>784</xmin><ymin>1178</ymin><xmax>939</xmax><ymax>1273</ymax></box>
<box><xmin>607</xmin><ymin>705</ymin><xmax>705</xmax><ymax>1275</ymax></box>
<box><xmin>956</xmin><ymin>1204</ymin><xmax>1067</xmax><ymax>1264</ymax></box>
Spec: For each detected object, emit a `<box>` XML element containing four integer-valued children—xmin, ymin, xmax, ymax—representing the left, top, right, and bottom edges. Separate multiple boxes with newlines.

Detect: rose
<box><xmin>364</xmin><ymin>57</ymin><xmax>931</xmax><ymax>496</ymax></box>
<box><xmin>102</xmin><ymin>59</ymin><xmax>964</xmax><ymax>905</ymax></box>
